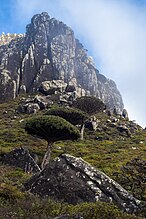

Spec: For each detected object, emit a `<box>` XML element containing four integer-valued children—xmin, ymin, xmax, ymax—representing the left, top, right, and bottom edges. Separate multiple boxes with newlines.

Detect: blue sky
<box><xmin>1</xmin><ymin>0</ymin><xmax>146</xmax><ymax>127</ymax></box>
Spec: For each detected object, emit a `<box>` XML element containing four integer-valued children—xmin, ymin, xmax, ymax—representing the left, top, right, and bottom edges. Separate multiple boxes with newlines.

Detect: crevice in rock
<box><xmin>43</xmin><ymin>21</ymin><xmax>58</xmax><ymax>80</ymax></box>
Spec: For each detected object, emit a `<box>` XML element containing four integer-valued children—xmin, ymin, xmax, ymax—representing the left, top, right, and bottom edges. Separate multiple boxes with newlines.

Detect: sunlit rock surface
<box><xmin>0</xmin><ymin>12</ymin><xmax>123</xmax><ymax>111</ymax></box>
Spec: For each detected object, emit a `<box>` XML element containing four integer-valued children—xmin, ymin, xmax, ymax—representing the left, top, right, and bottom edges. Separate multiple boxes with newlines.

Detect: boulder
<box><xmin>122</xmin><ymin>109</ymin><xmax>129</xmax><ymax>119</ymax></box>
<box><xmin>38</xmin><ymin>80</ymin><xmax>67</xmax><ymax>95</ymax></box>
<box><xmin>1</xmin><ymin>147</ymin><xmax>40</xmax><ymax>174</ymax></box>
<box><xmin>34</xmin><ymin>95</ymin><xmax>53</xmax><ymax>110</ymax></box>
<box><xmin>65</xmin><ymin>84</ymin><xmax>76</xmax><ymax>92</ymax></box>
<box><xmin>0</xmin><ymin>70</ymin><xmax>16</xmax><ymax>101</ymax></box>
<box><xmin>85</xmin><ymin>121</ymin><xmax>98</xmax><ymax>131</ymax></box>
<box><xmin>24</xmin><ymin>154</ymin><xmax>141</xmax><ymax>213</ymax></box>
<box><xmin>19</xmin><ymin>84</ymin><xmax>27</xmax><ymax>94</ymax></box>
<box><xmin>85</xmin><ymin>117</ymin><xmax>99</xmax><ymax>131</ymax></box>
<box><xmin>117</xmin><ymin>124</ymin><xmax>128</xmax><ymax>132</ymax></box>
<box><xmin>26</xmin><ymin>103</ymin><xmax>40</xmax><ymax>114</ymax></box>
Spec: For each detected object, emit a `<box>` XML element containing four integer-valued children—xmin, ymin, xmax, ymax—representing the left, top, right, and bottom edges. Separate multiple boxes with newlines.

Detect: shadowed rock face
<box><xmin>0</xmin><ymin>12</ymin><xmax>124</xmax><ymax>112</ymax></box>
<box><xmin>1</xmin><ymin>147</ymin><xmax>40</xmax><ymax>174</ymax></box>
<box><xmin>24</xmin><ymin>154</ymin><xmax>141</xmax><ymax>213</ymax></box>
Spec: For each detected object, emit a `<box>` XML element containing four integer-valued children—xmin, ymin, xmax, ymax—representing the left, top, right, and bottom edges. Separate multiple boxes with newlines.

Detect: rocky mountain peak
<box><xmin>0</xmin><ymin>12</ymin><xmax>124</xmax><ymax>112</ymax></box>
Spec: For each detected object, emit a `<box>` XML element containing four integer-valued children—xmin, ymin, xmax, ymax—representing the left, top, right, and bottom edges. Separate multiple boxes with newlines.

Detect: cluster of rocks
<box><xmin>18</xmin><ymin>80</ymin><xmax>87</xmax><ymax>114</ymax></box>
<box><xmin>0</xmin><ymin>12</ymin><xmax>124</xmax><ymax>112</ymax></box>
<box><xmin>106</xmin><ymin>111</ymin><xmax>142</xmax><ymax>136</ymax></box>
<box><xmin>18</xmin><ymin>95</ymin><xmax>53</xmax><ymax>114</ymax></box>
<box><xmin>84</xmin><ymin>108</ymin><xmax>142</xmax><ymax>137</ymax></box>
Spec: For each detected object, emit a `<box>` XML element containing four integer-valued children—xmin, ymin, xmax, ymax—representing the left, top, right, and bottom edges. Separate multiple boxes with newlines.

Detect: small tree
<box><xmin>25</xmin><ymin>115</ymin><xmax>80</xmax><ymax>169</ymax></box>
<box><xmin>45</xmin><ymin>107</ymin><xmax>88</xmax><ymax>140</ymax></box>
<box><xmin>73</xmin><ymin>96</ymin><xmax>105</xmax><ymax>115</ymax></box>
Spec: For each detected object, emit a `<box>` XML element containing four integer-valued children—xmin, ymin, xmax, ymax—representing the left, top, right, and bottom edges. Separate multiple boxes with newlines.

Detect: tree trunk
<box><xmin>80</xmin><ymin>123</ymin><xmax>85</xmax><ymax>140</ymax></box>
<box><xmin>41</xmin><ymin>142</ymin><xmax>53</xmax><ymax>169</ymax></box>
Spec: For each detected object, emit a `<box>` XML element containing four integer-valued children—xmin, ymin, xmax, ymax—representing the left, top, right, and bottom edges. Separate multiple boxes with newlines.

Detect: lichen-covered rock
<box><xmin>0</xmin><ymin>12</ymin><xmax>124</xmax><ymax>112</ymax></box>
<box><xmin>24</xmin><ymin>154</ymin><xmax>141</xmax><ymax>213</ymax></box>
<box><xmin>38</xmin><ymin>80</ymin><xmax>67</xmax><ymax>95</ymax></box>
<box><xmin>1</xmin><ymin>147</ymin><xmax>40</xmax><ymax>174</ymax></box>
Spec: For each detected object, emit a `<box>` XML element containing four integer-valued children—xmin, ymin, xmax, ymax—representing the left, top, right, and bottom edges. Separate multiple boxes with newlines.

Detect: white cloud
<box><xmin>12</xmin><ymin>0</ymin><xmax>146</xmax><ymax>127</ymax></box>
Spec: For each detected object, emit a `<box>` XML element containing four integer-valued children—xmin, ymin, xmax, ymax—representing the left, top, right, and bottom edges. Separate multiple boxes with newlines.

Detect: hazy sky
<box><xmin>0</xmin><ymin>0</ymin><xmax>146</xmax><ymax>127</ymax></box>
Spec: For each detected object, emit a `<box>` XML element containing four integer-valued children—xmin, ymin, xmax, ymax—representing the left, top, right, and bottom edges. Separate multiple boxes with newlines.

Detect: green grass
<box><xmin>0</xmin><ymin>195</ymin><xmax>144</xmax><ymax>219</ymax></box>
<box><xmin>0</xmin><ymin>96</ymin><xmax>146</xmax><ymax>218</ymax></box>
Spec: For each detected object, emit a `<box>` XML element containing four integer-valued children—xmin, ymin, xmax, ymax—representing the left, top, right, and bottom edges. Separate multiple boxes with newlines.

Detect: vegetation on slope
<box><xmin>0</xmin><ymin>96</ymin><xmax>146</xmax><ymax>218</ymax></box>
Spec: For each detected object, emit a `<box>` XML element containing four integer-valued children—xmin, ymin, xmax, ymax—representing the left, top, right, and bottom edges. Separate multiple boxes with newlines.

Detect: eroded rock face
<box><xmin>0</xmin><ymin>69</ymin><xmax>16</xmax><ymax>102</ymax></box>
<box><xmin>1</xmin><ymin>147</ymin><xmax>40</xmax><ymax>174</ymax></box>
<box><xmin>24</xmin><ymin>154</ymin><xmax>141</xmax><ymax>213</ymax></box>
<box><xmin>0</xmin><ymin>12</ymin><xmax>124</xmax><ymax>112</ymax></box>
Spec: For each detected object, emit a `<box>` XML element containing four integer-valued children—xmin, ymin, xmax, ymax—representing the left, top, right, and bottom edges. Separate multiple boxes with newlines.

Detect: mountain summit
<box><xmin>0</xmin><ymin>12</ymin><xmax>123</xmax><ymax>111</ymax></box>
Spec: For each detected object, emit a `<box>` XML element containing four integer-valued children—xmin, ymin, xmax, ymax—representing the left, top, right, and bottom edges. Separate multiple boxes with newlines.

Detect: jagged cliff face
<box><xmin>0</xmin><ymin>12</ymin><xmax>124</xmax><ymax>111</ymax></box>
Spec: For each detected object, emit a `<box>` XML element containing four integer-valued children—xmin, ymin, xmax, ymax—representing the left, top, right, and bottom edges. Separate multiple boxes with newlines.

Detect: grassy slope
<box><xmin>0</xmin><ymin>96</ymin><xmax>146</xmax><ymax>218</ymax></box>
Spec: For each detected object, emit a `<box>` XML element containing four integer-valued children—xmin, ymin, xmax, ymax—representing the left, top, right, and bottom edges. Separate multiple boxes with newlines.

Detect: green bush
<box><xmin>45</xmin><ymin>107</ymin><xmax>88</xmax><ymax>125</ymax></box>
<box><xmin>25</xmin><ymin>115</ymin><xmax>80</xmax><ymax>142</ymax></box>
<box><xmin>73</xmin><ymin>96</ymin><xmax>105</xmax><ymax>115</ymax></box>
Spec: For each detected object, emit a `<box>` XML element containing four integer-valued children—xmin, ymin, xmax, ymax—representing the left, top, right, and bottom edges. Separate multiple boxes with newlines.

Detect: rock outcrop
<box><xmin>24</xmin><ymin>154</ymin><xmax>141</xmax><ymax>213</ymax></box>
<box><xmin>0</xmin><ymin>69</ymin><xmax>17</xmax><ymax>101</ymax></box>
<box><xmin>0</xmin><ymin>12</ymin><xmax>124</xmax><ymax>112</ymax></box>
<box><xmin>1</xmin><ymin>147</ymin><xmax>40</xmax><ymax>174</ymax></box>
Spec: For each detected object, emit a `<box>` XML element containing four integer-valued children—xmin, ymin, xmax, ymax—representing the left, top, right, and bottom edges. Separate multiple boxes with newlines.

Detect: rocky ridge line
<box><xmin>0</xmin><ymin>12</ymin><xmax>124</xmax><ymax>112</ymax></box>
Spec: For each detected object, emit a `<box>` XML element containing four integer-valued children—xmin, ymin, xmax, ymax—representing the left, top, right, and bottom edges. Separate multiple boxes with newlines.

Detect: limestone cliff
<box><xmin>0</xmin><ymin>12</ymin><xmax>124</xmax><ymax>111</ymax></box>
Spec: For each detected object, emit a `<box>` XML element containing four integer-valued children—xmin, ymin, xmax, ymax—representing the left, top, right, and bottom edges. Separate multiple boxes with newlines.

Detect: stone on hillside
<box><xmin>24</xmin><ymin>154</ymin><xmax>141</xmax><ymax>213</ymax></box>
<box><xmin>18</xmin><ymin>95</ymin><xmax>54</xmax><ymax>114</ymax></box>
<box><xmin>117</xmin><ymin>124</ymin><xmax>128</xmax><ymax>132</ymax></box>
<box><xmin>76</xmin><ymin>86</ymin><xmax>86</xmax><ymax>98</ymax></box>
<box><xmin>34</xmin><ymin>94</ymin><xmax>53</xmax><ymax>110</ymax></box>
<box><xmin>85</xmin><ymin>117</ymin><xmax>99</xmax><ymax>131</ymax></box>
<box><xmin>26</xmin><ymin>103</ymin><xmax>40</xmax><ymax>114</ymax></box>
<box><xmin>1</xmin><ymin>147</ymin><xmax>40</xmax><ymax>174</ymax></box>
<box><xmin>38</xmin><ymin>80</ymin><xmax>67</xmax><ymax>95</ymax></box>
<box><xmin>19</xmin><ymin>84</ymin><xmax>27</xmax><ymax>94</ymax></box>
<box><xmin>0</xmin><ymin>70</ymin><xmax>16</xmax><ymax>101</ymax></box>
<box><xmin>122</xmin><ymin>109</ymin><xmax>129</xmax><ymax>119</ymax></box>
<box><xmin>65</xmin><ymin>84</ymin><xmax>76</xmax><ymax>92</ymax></box>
